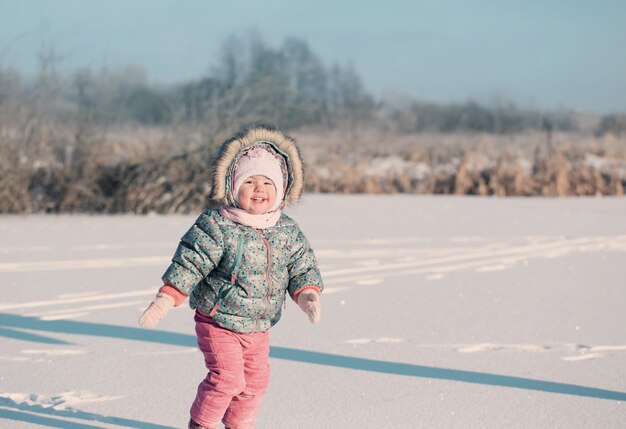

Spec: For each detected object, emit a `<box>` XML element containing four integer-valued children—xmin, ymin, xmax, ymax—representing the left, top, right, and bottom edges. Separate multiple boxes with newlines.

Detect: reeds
<box><xmin>1</xmin><ymin>125</ymin><xmax>624</xmax><ymax>214</ymax></box>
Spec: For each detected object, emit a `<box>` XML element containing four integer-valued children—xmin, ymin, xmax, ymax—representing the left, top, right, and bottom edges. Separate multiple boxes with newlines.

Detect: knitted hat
<box><xmin>232</xmin><ymin>145</ymin><xmax>285</xmax><ymax>211</ymax></box>
<box><xmin>211</xmin><ymin>127</ymin><xmax>303</xmax><ymax>206</ymax></box>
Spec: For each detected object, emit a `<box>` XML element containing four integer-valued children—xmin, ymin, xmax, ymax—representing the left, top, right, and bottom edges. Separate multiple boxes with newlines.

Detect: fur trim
<box><xmin>211</xmin><ymin>126</ymin><xmax>304</xmax><ymax>205</ymax></box>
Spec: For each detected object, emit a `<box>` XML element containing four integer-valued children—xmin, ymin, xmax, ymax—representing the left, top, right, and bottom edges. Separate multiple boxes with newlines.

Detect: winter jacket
<box><xmin>161</xmin><ymin>127</ymin><xmax>323</xmax><ymax>333</ymax></box>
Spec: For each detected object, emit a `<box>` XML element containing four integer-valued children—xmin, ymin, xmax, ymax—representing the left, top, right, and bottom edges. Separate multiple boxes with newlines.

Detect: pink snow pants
<box><xmin>190</xmin><ymin>311</ymin><xmax>270</xmax><ymax>429</ymax></box>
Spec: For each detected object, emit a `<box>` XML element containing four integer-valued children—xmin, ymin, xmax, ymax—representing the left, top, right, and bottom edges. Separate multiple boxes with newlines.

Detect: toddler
<box><xmin>139</xmin><ymin>126</ymin><xmax>323</xmax><ymax>429</ymax></box>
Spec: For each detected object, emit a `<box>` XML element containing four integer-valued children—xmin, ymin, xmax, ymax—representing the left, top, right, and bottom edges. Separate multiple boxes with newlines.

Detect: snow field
<box><xmin>1</xmin><ymin>195</ymin><xmax>625</xmax><ymax>428</ymax></box>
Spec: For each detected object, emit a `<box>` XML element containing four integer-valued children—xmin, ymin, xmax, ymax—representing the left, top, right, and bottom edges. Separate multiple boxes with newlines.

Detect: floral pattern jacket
<box><xmin>162</xmin><ymin>208</ymin><xmax>323</xmax><ymax>333</ymax></box>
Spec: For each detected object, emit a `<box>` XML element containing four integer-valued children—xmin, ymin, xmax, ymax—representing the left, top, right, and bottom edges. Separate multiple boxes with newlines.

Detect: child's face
<box><xmin>237</xmin><ymin>175</ymin><xmax>277</xmax><ymax>214</ymax></box>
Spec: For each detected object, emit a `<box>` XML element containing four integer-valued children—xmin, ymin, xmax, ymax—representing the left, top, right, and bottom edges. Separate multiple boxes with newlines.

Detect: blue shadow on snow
<box><xmin>0</xmin><ymin>397</ymin><xmax>174</xmax><ymax>429</ymax></box>
<box><xmin>1</xmin><ymin>312</ymin><xmax>625</xmax><ymax>404</ymax></box>
<box><xmin>0</xmin><ymin>407</ymin><xmax>106</xmax><ymax>429</ymax></box>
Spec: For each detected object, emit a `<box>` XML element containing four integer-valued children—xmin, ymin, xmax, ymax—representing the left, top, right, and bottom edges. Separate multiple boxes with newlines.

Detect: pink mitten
<box><xmin>297</xmin><ymin>290</ymin><xmax>321</xmax><ymax>324</ymax></box>
<box><xmin>138</xmin><ymin>292</ymin><xmax>175</xmax><ymax>327</ymax></box>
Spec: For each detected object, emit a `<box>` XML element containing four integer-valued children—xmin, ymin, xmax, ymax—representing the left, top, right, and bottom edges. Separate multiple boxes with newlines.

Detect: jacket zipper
<box><xmin>258</xmin><ymin>229</ymin><xmax>273</xmax><ymax>326</ymax></box>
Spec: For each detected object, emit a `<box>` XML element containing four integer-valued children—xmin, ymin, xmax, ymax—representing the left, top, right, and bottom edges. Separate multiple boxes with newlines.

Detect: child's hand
<box><xmin>138</xmin><ymin>292</ymin><xmax>175</xmax><ymax>327</ymax></box>
<box><xmin>297</xmin><ymin>290</ymin><xmax>321</xmax><ymax>324</ymax></box>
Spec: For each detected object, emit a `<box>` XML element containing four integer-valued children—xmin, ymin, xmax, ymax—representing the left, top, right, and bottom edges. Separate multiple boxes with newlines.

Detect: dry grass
<box><xmin>1</xmin><ymin>123</ymin><xmax>625</xmax><ymax>214</ymax></box>
<box><xmin>301</xmin><ymin>128</ymin><xmax>626</xmax><ymax>197</ymax></box>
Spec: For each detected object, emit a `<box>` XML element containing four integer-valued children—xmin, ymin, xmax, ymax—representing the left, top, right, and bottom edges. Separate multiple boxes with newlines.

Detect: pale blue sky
<box><xmin>1</xmin><ymin>0</ymin><xmax>625</xmax><ymax>113</ymax></box>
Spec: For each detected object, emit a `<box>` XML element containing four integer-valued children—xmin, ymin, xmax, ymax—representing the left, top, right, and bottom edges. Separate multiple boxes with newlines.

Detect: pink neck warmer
<box><xmin>219</xmin><ymin>206</ymin><xmax>281</xmax><ymax>229</ymax></box>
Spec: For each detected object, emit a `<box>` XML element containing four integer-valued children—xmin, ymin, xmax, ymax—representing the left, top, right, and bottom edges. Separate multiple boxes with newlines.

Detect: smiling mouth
<box><xmin>252</xmin><ymin>197</ymin><xmax>266</xmax><ymax>202</ymax></box>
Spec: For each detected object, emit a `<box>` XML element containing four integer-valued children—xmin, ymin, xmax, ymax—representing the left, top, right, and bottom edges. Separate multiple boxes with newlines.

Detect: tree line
<box><xmin>1</xmin><ymin>34</ymin><xmax>625</xmax><ymax>214</ymax></box>
<box><xmin>1</xmin><ymin>34</ymin><xmax>624</xmax><ymax>135</ymax></box>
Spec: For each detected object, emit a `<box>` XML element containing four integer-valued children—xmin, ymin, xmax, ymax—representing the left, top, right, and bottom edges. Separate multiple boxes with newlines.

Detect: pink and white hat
<box><xmin>232</xmin><ymin>145</ymin><xmax>285</xmax><ymax>211</ymax></box>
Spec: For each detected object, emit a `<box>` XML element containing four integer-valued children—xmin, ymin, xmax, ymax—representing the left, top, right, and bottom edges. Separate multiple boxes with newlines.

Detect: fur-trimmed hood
<box><xmin>211</xmin><ymin>126</ymin><xmax>304</xmax><ymax>206</ymax></box>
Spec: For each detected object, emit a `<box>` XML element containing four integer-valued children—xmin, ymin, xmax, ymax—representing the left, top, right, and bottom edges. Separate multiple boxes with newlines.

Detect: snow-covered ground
<box><xmin>1</xmin><ymin>195</ymin><xmax>625</xmax><ymax>429</ymax></box>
